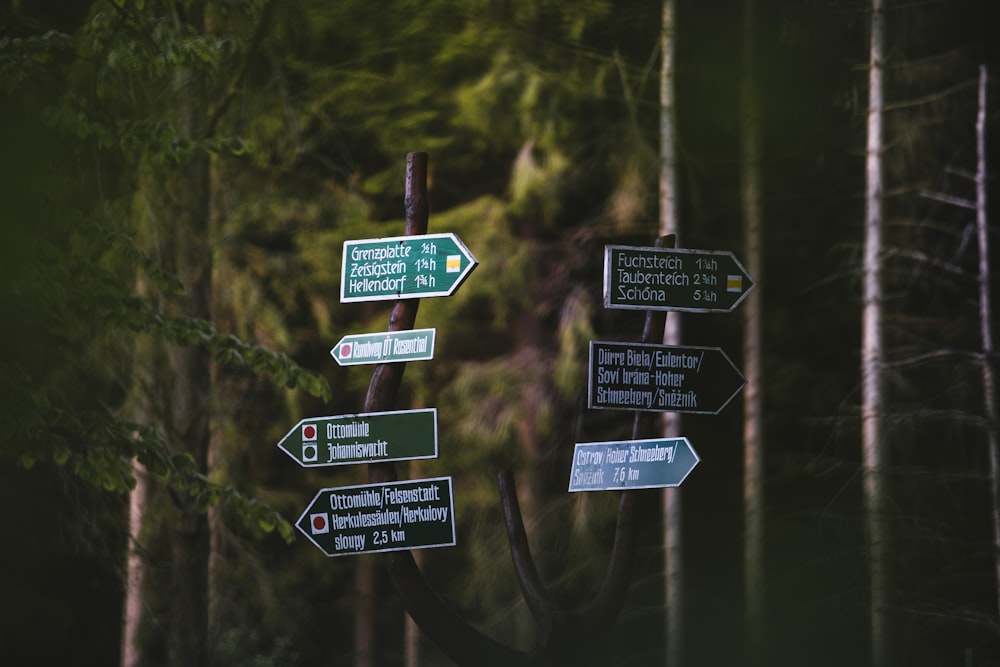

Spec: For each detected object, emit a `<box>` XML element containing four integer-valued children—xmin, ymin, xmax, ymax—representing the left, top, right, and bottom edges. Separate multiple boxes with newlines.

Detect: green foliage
<box><xmin>0</xmin><ymin>0</ymin><xmax>330</xmax><ymax>551</ymax></box>
<box><xmin>43</xmin><ymin>92</ymin><xmax>254</xmax><ymax>163</ymax></box>
<box><xmin>553</xmin><ymin>285</ymin><xmax>595</xmax><ymax>397</ymax></box>
<box><xmin>7</xmin><ymin>0</ymin><xmax>995</xmax><ymax>664</ymax></box>
<box><xmin>0</xmin><ymin>29</ymin><xmax>74</xmax><ymax>91</ymax></box>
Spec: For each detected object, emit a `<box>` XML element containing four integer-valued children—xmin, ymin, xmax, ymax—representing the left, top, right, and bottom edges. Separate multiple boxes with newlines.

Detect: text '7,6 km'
<box><xmin>341</xmin><ymin>233</ymin><xmax>477</xmax><ymax>303</ymax></box>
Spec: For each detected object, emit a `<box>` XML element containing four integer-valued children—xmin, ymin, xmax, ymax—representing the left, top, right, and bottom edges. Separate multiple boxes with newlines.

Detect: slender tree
<box><xmin>354</xmin><ymin>555</ymin><xmax>377</xmax><ymax>667</ymax></box>
<box><xmin>862</xmin><ymin>0</ymin><xmax>890</xmax><ymax>665</ymax></box>
<box><xmin>740</xmin><ymin>0</ymin><xmax>765</xmax><ymax>661</ymax></box>
<box><xmin>157</xmin><ymin>7</ymin><xmax>213</xmax><ymax>664</ymax></box>
<box><xmin>660</xmin><ymin>1</ymin><xmax>684</xmax><ymax>665</ymax></box>
<box><xmin>973</xmin><ymin>63</ymin><xmax>1000</xmax><ymax>626</ymax></box>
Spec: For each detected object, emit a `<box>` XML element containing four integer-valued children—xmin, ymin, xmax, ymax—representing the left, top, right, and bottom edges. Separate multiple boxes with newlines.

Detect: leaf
<box><xmin>257</xmin><ymin>514</ymin><xmax>277</xmax><ymax>532</ymax></box>
<box><xmin>277</xmin><ymin>519</ymin><xmax>294</xmax><ymax>544</ymax></box>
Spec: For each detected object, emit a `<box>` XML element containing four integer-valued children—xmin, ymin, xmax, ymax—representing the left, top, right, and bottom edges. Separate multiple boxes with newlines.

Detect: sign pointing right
<box><xmin>588</xmin><ymin>341</ymin><xmax>746</xmax><ymax>414</ymax></box>
<box><xmin>568</xmin><ymin>437</ymin><xmax>699</xmax><ymax>491</ymax></box>
<box><xmin>341</xmin><ymin>233</ymin><xmax>477</xmax><ymax>303</ymax></box>
<box><xmin>604</xmin><ymin>245</ymin><xmax>755</xmax><ymax>313</ymax></box>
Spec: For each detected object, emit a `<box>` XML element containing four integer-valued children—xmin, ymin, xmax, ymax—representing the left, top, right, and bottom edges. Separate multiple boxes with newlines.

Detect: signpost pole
<box><xmin>359</xmin><ymin>153</ymin><xmax>524</xmax><ymax>667</ymax></box>
<box><xmin>498</xmin><ymin>235</ymin><xmax>672</xmax><ymax>640</ymax></box>
<box><xmin>582</xmin><ymin>234</ymin><xmax>672</xmax><ymax>625</ymax></box>
<box><xmin>363</xmin><ymin>155</ymin><xmax>428</xmax><ymax>417</ymax></box>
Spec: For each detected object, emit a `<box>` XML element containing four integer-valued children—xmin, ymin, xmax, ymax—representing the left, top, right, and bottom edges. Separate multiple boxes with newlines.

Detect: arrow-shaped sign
<box><xmin>588</xmin><ymin>341</ymin><xmax>746</xmax><ymax>414</ymax></box>
<box><xmin>568</xmin><ymin>437</ymin><xmax>699</xmax><ymax>491</ymax></box>
<box><xmin>331</xmin><ymin>328</ymin><xmax>436</xmax><ymax>366</ymax></box>
<box><xmin>341</xmin><ymin>233</ymin><xmax>477</xmax><ymax>303</ymax></box>
<box><xmin>277</xmin><ymin>408</ymin><xmax>437</xmax><ymax>467</ymax></box>
<box><xmin>603</xmin><ymin>245</ymin><xmax>755</xmax><ymax>313</ymax></box>
<box><xmin>297</xmin><ymin>477</ymin><xmax>457</xmax><ymax>557</ymax></box>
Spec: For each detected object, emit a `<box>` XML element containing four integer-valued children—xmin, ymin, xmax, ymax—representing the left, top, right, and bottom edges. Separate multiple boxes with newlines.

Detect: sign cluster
<box><xmin>283</xmin><ymin>220</ymin><xmax>754</xmax><ymax>556</ymax></box>
<box><xmin>567</xmin><ymin>243</ymin><xmax>755</xmax><ymax>493</ymax></box>
<box><xmin>280</xmin><ymin>232</ymin><xmax>477</xmax><ymax>557</ymax></box>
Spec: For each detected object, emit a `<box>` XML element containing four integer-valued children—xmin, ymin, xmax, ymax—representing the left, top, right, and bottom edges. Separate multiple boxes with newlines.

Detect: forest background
<box><xmin>1</xmin><ymin>0</ymin><xmax>998</xmax><ymax>666</ymax></box>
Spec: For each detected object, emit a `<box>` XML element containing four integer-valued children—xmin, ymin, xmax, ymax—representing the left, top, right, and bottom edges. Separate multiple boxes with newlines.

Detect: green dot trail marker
<box><xmin>276</xmin><ymin>408</ymin><xmax>437</xmax><ymax>468</ymax></box>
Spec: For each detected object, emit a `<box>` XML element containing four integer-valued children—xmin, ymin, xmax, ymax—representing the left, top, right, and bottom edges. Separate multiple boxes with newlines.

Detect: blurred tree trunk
<box><xmin>165</xmin><ymin>48</ymin><xmax>213</xmax><ymax>667</ymax></box>
<box><xmin>121</xmin><ymin>18</ymin><xmax>215</xmax><ymax>644</ymax></box>
<box><xmin>354</xmin><ymin>554</ymin><xmax>376</xmax><ymax>667</ymax></box>
<box><xmin>740</xmin><ymin>0</ymin><xmax>765</xmax><ymax>661</ymax></box>
<box><xmin>404</xmin><ymin>551</ymin><xmax>422</xmax><ymax>667</ymax></box>
<box><xmin>136</xmin><ymin>4</ymin><xmax>214</xmax><ymax>665</ymax></box>
<box><xmin>660</xmin><ymin>1</ymin><xmax>683</xmax><ymax>665</ymax></box>
<box><xmin>973</xmin><ymin>63</ymin><xmax>1000</xmax><ymax>625</ymax></box>
<box><xmin>862</xmin><ymin>0</ymin><xmax>889</xmax><ymax>665</ymax></box>
<box><xmin>122</xmin><ymin>261</ymin><xmax>160</xmax><ymax>667</ymax></box>
<box><xmin>121</xmin><ymin>460</ymin><xmax>150</xmax><ymax>667</ymax></box>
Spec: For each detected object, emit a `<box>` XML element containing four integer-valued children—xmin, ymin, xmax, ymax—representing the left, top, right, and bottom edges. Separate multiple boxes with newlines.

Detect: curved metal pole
<box><xmin>577</xmin><ymin>233</ymin><xmax>672</xmax><ymax>629</ymax></box>
<box><xmin>498</xmin><ymin>469</ymin><xmax>559</xmax><ymax>625</ymax></box>
<box><xmin>499</xmin><ymin>235</ymin><xmax>673</xmax><ymax>648</ymax></box>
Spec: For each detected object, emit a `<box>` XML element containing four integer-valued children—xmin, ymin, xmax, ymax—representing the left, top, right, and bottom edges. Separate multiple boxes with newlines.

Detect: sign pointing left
<box><xmin>298</xmin><ymin>477</ymin><xmax>456</xmax><ymax>557</ymax></box>
<box><xmin>277</xmin><ymin>408</ymin><xmax>437</xmax><ymax>467</ymax></box>
<box><xmin>331</xmin><ymin>329</ymin><xmax>436</xmax><ymax>366</ymax></box>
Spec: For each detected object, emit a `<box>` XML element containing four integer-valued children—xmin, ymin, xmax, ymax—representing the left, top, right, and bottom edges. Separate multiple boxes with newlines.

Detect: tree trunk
<box><xmin>121</xmin><ymin>263</ymin><xmax>160</xmax><ymax>667</ymax></box>
<box><xmin>862</xmin><ymin>1</ymin><xmax>889</xmax><ymax>666</ymax></box>
<box><xmin>740</xmin><ymin>0</ymin><xmax>765</xmax><ymax>660</ymax></box>
<box><xmin>973</xmin><ymin>63</ymin><xmax>999</xmax><ymax>626</ymax></box>
<box><xmin>404</xmin><ymin>553</ymin><xmax>422</xmax><ymax>667</ymax></box>
<box><xmin>660</xmin><ymin>1</ymin><xmax>683</xmax><ymax>665</ymax></box>
<box><xmin>121</xmin><ymin>460</ymin><xmax>149</xmax><ymax>667</ymax></box>
<box><xmin>164</xmin><ymin>5</ymin><xmax>213</xmax><ymax>665</ymax></box>
<box><xmin>354</xmin><ymin>554</ymin><xmax>377</xmax><ymax>667</ymax></box>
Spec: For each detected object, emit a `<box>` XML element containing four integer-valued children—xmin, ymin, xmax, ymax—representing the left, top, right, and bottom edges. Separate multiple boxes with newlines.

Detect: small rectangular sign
<box><xmin>276</xmin><ymin>408</ymin><xmax>437</xmax><ymax>467</ymax></box>
<box><xmin>331</xmin><ymin>329</ymin><xmax>436</xmax><ymax>366</ymax></box>
<box><xmin>297</xmin><ymin>477</ymin><xmax>457</xmax><ymax>557</ymax></box>
<box><xmin>568</xmin><ymin>438</ymin><xmax>699</xmax><ymax>492</ymax></box>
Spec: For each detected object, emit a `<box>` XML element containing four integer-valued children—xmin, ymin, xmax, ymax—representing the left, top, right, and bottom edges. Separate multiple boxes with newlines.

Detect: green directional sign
<box><xmin>568</xmin><ymin>437</ymin><xmax>699</xmax><ymax>492</ymax></box>
<box><xmin>297</xmin><ymin>477</ymin><xmax>457</xmax><ymax>557</ymax></box>
<box><xmin>331</xmin><ymin>328</ymin><xmax>436</xmax><ymax>366</ymax></box>
<box><xmin>604</xmin><ymin>245</ymin><xmax>755</xmax><ymax>313</ymax></box>
<box><xmin>341</xmin><ymin>233</ymin><xmax>477</xmax><ymax>303</ymax></box>
<box><xmin>277</xmin><ymin>408</ymin><xmax>437</xmax><ymax>468</ymax></box>
<box><xmin>588</xmin><ymin>341</ymin><xmax>746</xmax><ymax>414</ymax></box>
